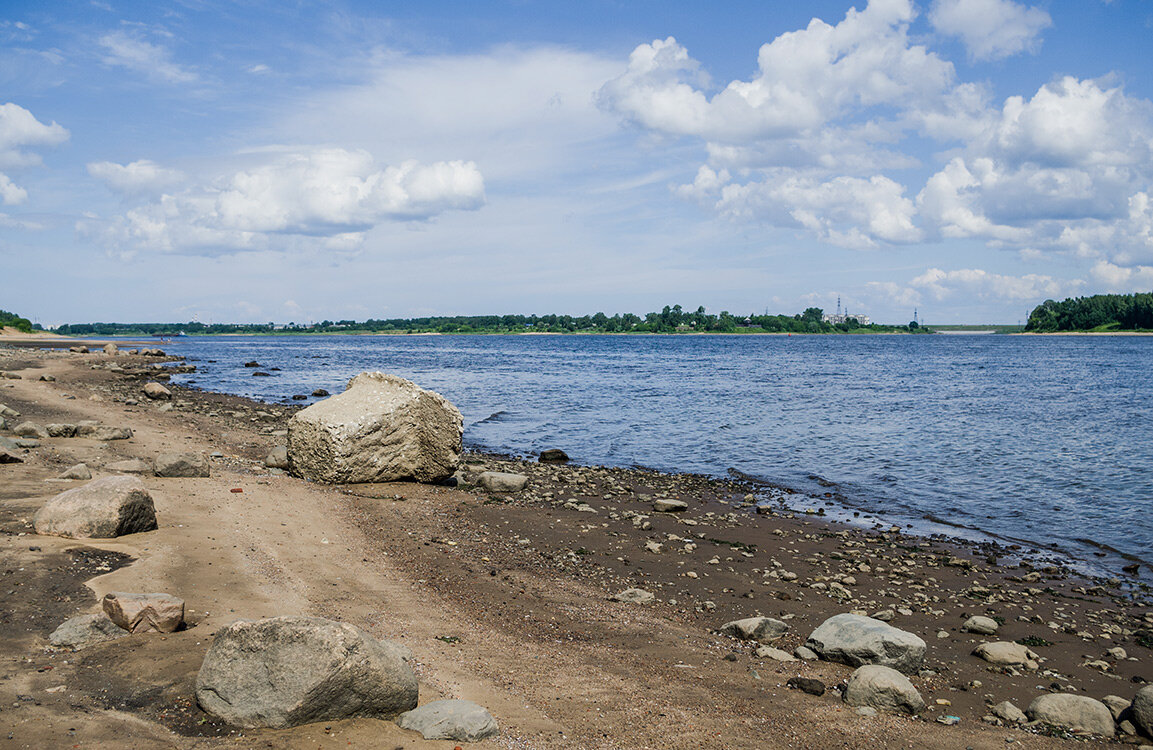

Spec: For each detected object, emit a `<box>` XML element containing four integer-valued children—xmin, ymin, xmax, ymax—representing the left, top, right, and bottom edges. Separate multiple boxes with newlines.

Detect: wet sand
<box><xmin>1</xmin><ymin>346</ymin><xmax>1150</xmax><ymax>749</ymax></box>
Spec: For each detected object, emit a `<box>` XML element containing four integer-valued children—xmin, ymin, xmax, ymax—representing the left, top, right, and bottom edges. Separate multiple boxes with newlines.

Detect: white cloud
<box><xmin>99</xmin><ymin>29</ymin><xmax>196</xmax><ymax>84</ymax></box>
<box><xmin>0</xmin><ymin>102</ymin><xmax>69</xmax><ymax>205</ymax></box>
<box><xmin>88</xmin><ymin>159</ymin><xmax>186</xmax><ymax>195</ymax></box>
<box><xmin>1090</xmin><ymin>260</ymin><xmax>1153</xmax><ymax>291</ymax></box>
<box><xmin>87</xmin><ymin>148</ymin><xmax>485</xmax><ymax>255</ymax></box>
<box><xmin>910</xmin><ymin>267</ymin><xmax>1077</xmax><ymax>300</ymax></box>
<box><xmin>0</xmin><ymin>173</ymin><xmax>27</xmax><ymax>205</ymax></box>
<box><xmin>929</xmin><ymin>0</ymin><xmax>1051</xmax><ymax>61</ymax></box>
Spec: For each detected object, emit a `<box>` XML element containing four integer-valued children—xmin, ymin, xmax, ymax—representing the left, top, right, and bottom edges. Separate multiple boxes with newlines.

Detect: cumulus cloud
<box><xmin>99</xmin><ymin>29</ymin><xmax>196</xmax><ymax>84</ymax></box>
<box><xmin>0</xmin><ymin>102</ymin><xmax>69</xmax><ymax>204</ymax></box>
<box><xmin>88</xmin><ymin>159</ymin><xmax>186</xmax><ymax>195</ymax></box>
<box><xmin>910</xmin><ymin>267</ymin><xmax>1077</xmax><ymax>300</ymax></box>
<box><xmin>1090</xmin><ymin>260</ymin><xmax>1153</xmax><ymax>291</ymax></box>
<box><xmin>929</xmin><ymin>0</ymin><xmax>1051</xmax><ymax>61</ymax></box>
<box><xmin>86</xmin><ymin>148</ymin><xmax>485</xmax><ymax>255</ymax></box>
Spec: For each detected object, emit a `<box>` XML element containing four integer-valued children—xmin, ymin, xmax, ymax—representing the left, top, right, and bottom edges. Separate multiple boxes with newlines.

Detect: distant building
<box><xmin>822</xmin><ymin>312</ymin><xmax>871</xmax><ymax>326</ymax></box>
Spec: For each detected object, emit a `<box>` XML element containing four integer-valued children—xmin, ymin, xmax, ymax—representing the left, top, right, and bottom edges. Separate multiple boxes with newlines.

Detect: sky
<box><xmin>1</xmin><ymin>0</ymin><xmax>1152</xmax><ymax>326</ymax></box>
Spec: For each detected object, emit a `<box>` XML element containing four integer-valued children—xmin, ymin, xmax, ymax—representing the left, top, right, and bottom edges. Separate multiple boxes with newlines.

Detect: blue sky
<box><xmin>2</xmin><ymin>0</ymin><xmax>1152</xmax><ymax>325</ymax></box>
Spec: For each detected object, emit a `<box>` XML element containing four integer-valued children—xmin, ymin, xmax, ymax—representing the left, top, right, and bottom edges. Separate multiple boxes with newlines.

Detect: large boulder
<box><xmin>718</xmin><ymin>616</ymin><xmax>789</xmax><ymax>643</ymax></box>
<box><xmin>1027</xmin><ymin>694</ymin><xmax>1115</xmax><ymax>736</ymax></box>
<box><xmin>1130</xmin><ymin>685</ymin><xmax>1153</xmax><ymax>736</ymax></box>
<box><xmin>153</xmin><ymin>452</ymin><xmax>209</xmax><ymax>478</ymax></box>
<box><xmin>49</xmin><ymin>613</ymin><xmax>127</xmax><ymax>649</ymax></box>
<box><xmin>843</xmin><ymin>665</ymin><xmax>925</xmax><ymax>715</ymax></box>
<box><xmin>33</xmin><ymin>476</ymin><xmax>157</xmax><ymax>538</ymax></box>
<box><xmin>195</xmin><ymin>616</ymin><xmax>417</xmax><ymax>729</ymax></box>
<box><xmin>805</xmin><ymin>613</ymin><xmax>926</xmax><ymax>674</ymax></box>
<box><xmin>396</xmin><ymin>699</ymin><xmax>499</xmax><ymax>741</ymax></box>
<box><xmin>102</xmin><ymin>592</ymin><xmax>185</xmax><ymax>633</ymax></box>
<box><xmin>287</xmin><ymin>372</ymin><xmax>462</xmax><ymax>484</ymax></box>
<box><xmin>14</xmin><ymin>422</ymin><xmax>48</xmax><ymax>439</ymax></box>
<box><xmin>143</xmin><ymin>382</ymin><xmax>171</xmax><ymax>400</ymax></box>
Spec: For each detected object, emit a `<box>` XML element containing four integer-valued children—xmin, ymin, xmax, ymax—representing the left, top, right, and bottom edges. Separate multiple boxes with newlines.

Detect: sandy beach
<box><xmin>1</xmin><ymin>346</ymin><xmax>1150</xmax><ymax>749</ymax></box>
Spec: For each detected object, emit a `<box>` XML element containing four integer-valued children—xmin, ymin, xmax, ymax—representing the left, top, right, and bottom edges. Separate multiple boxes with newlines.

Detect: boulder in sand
<box><xmin>49</xmin><ymin>613</ymin><xmax>127</xmax><ymax>649</ymax></box>
<box><xmin>843</xmin><ymin>665</ymin><xmax>925</xmax><ymax>715</ymax></box>
<box><xmin>143</xmin><ymin>382</ymin><xmax>171</xmax><ymax>400</ymax></box>
<box><xmin>14</xmin><ymin>422</ymin><xmax>48</xmax><ymax>439</ymax></box>
<box><xmin>46</xmin><ymin>423</ymin><xmax>77</xmax><ymax>437</ymax></box>
<box><xmin>961</xmin><ymin>615</ymin><xmax>999</xmax><ymax>635</ymax></box>
<box><xmin>153</xmin><ymin>452</ymin><xmax>209</xmax><ymax>478</ymax></box>
<box><xmin>477</xmin><ymin>471</ymin><xmax>527</xmax><ymax>492</ymax></box>
<box><xmin>33</xmin><ymin>475</ymin><xmax>157</xmax><ymax>538</ymax></box>
<box><xmin>973</xmin><ymin>641</ymin><xmax>1039</xmax><ymax>669</ymax></box>
<box><xmin>266</xmin><ymin>445</ymin><xmax>290</xmax><ymax>469</ymax></box>
<box><xmin>396</xmin><ymin>699</ymin><xmax>498</xmax><ymax>742</ymax></box>
<box><xmin>1130</xmin><ymin>685</ymin><xmax>1153</xmax><ymax>736</ymax></box>
<box><xmin>195</xmin><ymin>615</ymin><xmax>417</xmax><ymax>728</ymax></box>
<box><xmin>718</xmin><ymin>616</ymin><xmax>789</xmax><ymax>643</ymax></box>
<box><xmin>287</xmin><ymin>372</ymin><xmax>462</xmax><ymax>485</ymax></box>
<box><xmin>102</xmin><ymin>592</ymin><xmax>185</xmax><ymax>633</ymax></box>
<box><xmin>805</xmin><ymin>613</ymin><xmax>926</xmax><ymax>674</ymax></box>
<box><xmin>103</xmin><ymin>343</ymin><xmax>119</xmax><ymax>355</ymax></box>
<box><xmin>106</xmin><ymin>458</ymin><xmax>153</xmax><ymax>474</ymax></box>
<box><xmin>0</xmin><ymin>403</ymin><xmax>20</xmax><ymax>418</ymax></box>
<box><xmin>653</xmin><ymin>498</ymin><xmax>688</xmax><ymax>512</ymax></box>
<box><xmin>1027</xmin><ymin>694</ymin><xmax>1115</xmax><ymax>736</ymax></box>
<box><xmin>75</xmin><ymin>423</ymin><xmax>133</xmax><ymax>441</ymax></box>
<box><xmin>59</xmin><ymin>463</ymin><xmax>92</xmax><ymax>480</ymax></box>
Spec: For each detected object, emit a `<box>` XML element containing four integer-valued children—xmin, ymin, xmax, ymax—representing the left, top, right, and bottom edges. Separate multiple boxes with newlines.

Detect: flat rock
<box><xmin>805</xmin><ymin>613</ymin><xmax>926</xmax><ymax>674</ymax></box>
<box><xmin>843</xmin><ymin>664</ymin><xmax>925</xmax><ymax>715</ymax></box>
<box><xmin>0</xmin><ymin>403</ymin><xmax>20</xmax><ymax>418</ymax></box>
<box><xmin>477</xmin><ymin>471</ymin><xmax>528</xmax><ymax>492</ymax></box>
<box><xmin>33</xmin><ymin>475</ymin><xmax>157</xmax><ymax>538</ymax></box>
<box><xmin>786</xmin><ymin>676</ymin><xmax>825</xmax><ymax>696</ymax></box>
<box><xmin>973</xmin><ymin>641</ymin><xmax>1039</xmax><ymax>669</ymax></box>
<box><xmin>756</xmin><ymin>646</ymin><xmax>797</xmax><ymax>662</ymax></box>
<box><xmin>718</xmin><ymin>616</ymin><xmax>789</xmax><ymax>643</ymax></box>
<box><xmin>611</xmin><ymin>588</ymin><xmax>655</xmax><ymax>604</ymax></box>
<box><xmin>103</xmin><ymin>592</ymin><xmax>185</xmax><ymax>633</ymax></box>
<box><xmin>14</xmin><ymin>422</ymin><xmax>48</xmax><ymax>439</ymax></box>
<box><xmin>59</xmin><ymin>463</ymin><xmax>92</xmax><ymax>480</ymax></box>
<box><xmin>195</xmin><ymin>615</ymin><xmax>417</xmax><ymax>728</ymax></box>
<box><xmin>49</xmin><ymin>613</ymin><xmax>127</xmax><ymax>649</ymax></box>
<box><xmin>396</xmin><ymin>699</ymin><xmax>498</xmax><ymax>741</ymax></box>
<box><xmin>287</xmin><ymin>372</ymin><xmax>462</xmax><ymax>485</ymax></box>
<box><xmin>653</xmin><ymin>498</ymin><xmax>688</xmax><ymax>512</ymax></box>
<box><xmin>794</xmin><ymin>645</ymin><xmax>820</xmax><ymax>661</ymax></box>
<box><xmin>154</xmin><ymin>452</ymin><xmax>209</xmax><ymax>478</ymax></box>
<box><xmin>106</xmin><ymin>458</ymin><xmax>153</xmax><ymax>474</ymax></box>
<box><xmin>961</xmin><ymin>615</ymin><xmax>999</xmax><ymax>635</ymax></box>
<box><xmin>1027</xmin><ymin>694</ymin><xmax>1115</xmax><ymax>736</ymax></box>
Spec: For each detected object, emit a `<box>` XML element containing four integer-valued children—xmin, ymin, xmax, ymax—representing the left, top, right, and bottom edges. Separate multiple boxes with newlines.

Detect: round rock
<box><xmin>843</xmin><ymin>664</ymin><xmax>925</xmax><ymax>715</ymax></box>
<box><xmin>1027</xmin><ymin>694</ymin><xmax>1115</xmax><ymax>736</ymax></box>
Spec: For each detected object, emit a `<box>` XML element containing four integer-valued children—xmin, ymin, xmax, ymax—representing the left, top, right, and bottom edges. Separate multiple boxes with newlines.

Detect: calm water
<box><xmin>154</xmin><ymin>334</ymin><xmax>1153</xmax><ymax>571</ymax></box>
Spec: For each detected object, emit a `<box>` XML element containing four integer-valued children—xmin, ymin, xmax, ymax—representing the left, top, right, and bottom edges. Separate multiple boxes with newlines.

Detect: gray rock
<box><xmin>106</xmin><ymin>458</ymin><xmax>153</xmax><ymax>474</ymax></box>
<box><xmin>0</xmin><ymin>403</ymin><xmax>20</xmax><ymax>418</ymax></box>
<box><xmin>718</xmin><ymin>616</ymin><xmax>790</xmax><ymax>643</ymax></box>
<box><xmin>195</xmin><ymin>615</ymin><xmax>417</xmax><ymax>728</ymax></box>
<box><xmin>32</xmin><ymin>475</ymin><xmax>158</xmax><ymax>538</ymax></box>
<box><xmin>265</xmin><ymin>445</ymin><xmax>290</xmax><ymax>469</ymax></box>
<box><xmin>103</xmin><ymin>343</ymin><xmax>119</xmax><ymax>355</ymax></box>
<box><xmin>0</xmin><ymin>446</ymin><xmax>22</xmax><ymax>464</ymax></box>
<box><xmin>477</xmin><ymin>471</ymin><xmax>528</xmax><ymax>492</ymax></box>
<box><xmin>1101</xmin><ymin>695</ymin><xmax>1130</xmax><ymax>721</ymax></box>
<box><xmin>992</xmin><ymin>700</ymin><xmax>1027</xmax><ymax>724</ymax></box>
<box><xmin>103</xmin><ymin>592</ymin><xmax>185</xmax><ymax>633</ymax></box>
<box><xmin>611</xmin><ymin>588</ymin><xmax>655</xmax><ymax>604</ymax></box>
<box><xmin>143</xmin><ymin>382</ymin><xmax>171</xmax><ymax>400</ymax></box>
<box><xmin>973</xmin><ymin>641</ymin><xmax>1039</xmax><ymax>669</ymax></box>
<box><xmin>49</xmin><ymin>613</ymin><xmax>126</xmax><ymax>649</ymax></box>
<box><xmin>755</xmin><ymin>646</ymin><xmax>797</xmax><ymax>662</ymax></box>
<box><xmin>46</xmin><ymin>423</ymin><xmax>77</xmax><ymax>437</ymax></box>
<box><xmin>1027</xmin><ymin>694</ymin><xmax>1115</xmax><ymax>736</ymax></box>
<box><xmin>287</xmin><ymin>372</ymin><xmax>462</xmax><ymax>485</ymax></box>
<box><xmin>961</xmin><ymin>615</ymin><xmax>999</xmax><ymax>635</ymax></box>
<box><xmin>14</xmin><ymin>422</ymin><xmax>48</xmax><ymax>439</ymax></box>
<box><xmin>653</xmin><ymin>498</ymin><xmax>688</xmax><ymax>512</ymax></box>
<box><xmin>786</xmin><ymin>676</ymin><xmax>825</xmax><ymax>696</ymax></box>
<box><xmin>153</xmin><ymin>452</ymin><xmax>209</xmax><ymax>478</ymax></box>
<box><xmin>396</xmin><ymin>699</ymin><xmax>498</xmax><ymax>742</ymax></box>
<box><xmin>843</xmin><ymin>665</ymin><xmax>925</xmax><ymax>715</ymax></box>
<box><xmin>92</xmin><ymin>426</ymin><xmax>133</xmax><ymax>441</ymax></box>
<box><xmin>1131</xmin><ymin>685</ymin><xmax>1153</xmax><ymax>737</ymax></box>
<box><xmin>805</xmin><ymin>613</ymin><xmax>927</xmax><ymax>674</ymax></box>
<box><xmin>59</xmin><ymin>463</ymin><xmax>92</xmax><ymax>480</ymax></box>
<box><xmin>13</xmin><ymin>438</ymin><xmax>38</xmax><ymax>448</ymax></box>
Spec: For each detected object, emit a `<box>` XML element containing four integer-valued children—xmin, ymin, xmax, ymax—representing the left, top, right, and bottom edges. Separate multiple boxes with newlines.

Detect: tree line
<box><xmin>1025</xmin><ymin>293</ymin><xmax>1153</xmax><ymax>332</ymax></box>
<box><xmin>52</xmin><ymin>305</ymin><xmax>925</xmax><ymax>336</ymax></box>
<box><xmin>0</xmin><ymin>309</ymin><xmax>36</xmax><ymax>333</ymax></box>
